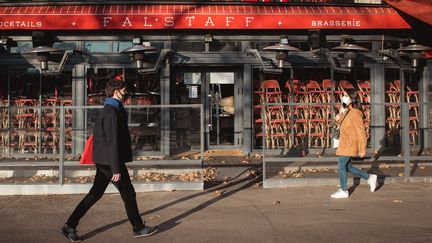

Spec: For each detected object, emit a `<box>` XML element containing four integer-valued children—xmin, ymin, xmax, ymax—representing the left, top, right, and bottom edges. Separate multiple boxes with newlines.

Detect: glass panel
<box><xmin>112</xmin><ymin>41</ymin><xmax>133</xmax><ymax>52</ymax></box>
<box><xmin>124</xmin><ymin>69</ymin><xmax>161</xmax><ymax>105</ymax></box>
<box><xmin>10</xmin><ymin>41</ymin><xmax>33</xmax><ymax>54</ymax></box>
<box><xmin>9</xmin><ymin>68</ymin><xmax>40</xmax><ymax>100</ymax></box>
<box><xmin>250</xmin><ymin>41</ymin><xmax>275</xmax><ymax>51</ymax></box>
<box><xmin>171</xmin><ymin>41</ymin><xmax>204</xmax><ymax>52</ymax></box>
<box><xmin>404</xmin><ymin>71</ymin><xmax>421</xmax><ymax>147</ymax></box>
<box><xmin>86</xmin><ymin>68</ymin><xmax>123</xmax><ymax>105</ymax></box>
<box><xmin>384</xmin><ymin>68</ymin><xmax>401</xmax><ymax>153</ymax></box>
<box><xmin>174</xmin><ymin>72</ymin><xmax>202</xmax><ymax>104</ymax></box>
<box><xmin>209</xmin><ymin>41</ymin><xmax>241</xmax><ymax>52</ymax></box>
<box><xmin>84</xmin><ymin>41</ymin><xmax>110</xmax><ymax>53</ymax></box>
<box><xmin>112</xmin><ymin>41</ymin><xmax>164</xmax><ymax>53</ymax></box>
<box><xmin>0</xmin><ymin>69</ymin><xmax>7</xmax><ymax>101</ymax></box>
<box><xmin>252</xmin><ymin>68</ymin><xmax>334</xmax><ymax>151</ymax></box>
<box><xmin>53</xmin><ymin>41</ymin><xmax>77</xmax><ymax>51</ymax></box>
<box><xmin>289</xmin><ymin>42</ymin><xmax>310</xmax><ymax>51</ymax></box>
<box><xmin>41</xmin><ymin>72</ymin><xmax>73</xmax><ymax>99</ymax></box>
<box><xmin>209</xmin><ymin>81</ymin><xmax>235</xmax><ymax>146</ymax></box>
<box><xmin>143</xmin><ymin>41</ymin><xmax>164</xmax><ymax>51</ymax></box>
<box><xmin>252</xmin><ymin>71</ymin><xmax>284</xmax><ymax>149</ymax></box>
<box><xmin>87</xmin><ymin>68</ymin><xmax>161</xmax><ymax>106</ymax></box>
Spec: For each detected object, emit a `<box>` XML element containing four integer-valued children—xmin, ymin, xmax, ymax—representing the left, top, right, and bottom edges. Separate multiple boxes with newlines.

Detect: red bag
<box><xmin>80</xmin><ymin>135</ymin><xmax>95</xmax><ymax>164</ymax></box>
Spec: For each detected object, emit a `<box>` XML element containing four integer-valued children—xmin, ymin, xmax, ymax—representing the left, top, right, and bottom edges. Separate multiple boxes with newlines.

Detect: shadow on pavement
<box><xmin>81</xmin><ymin>170</ymin><xmax>262</xmax><ymax>240</ymax></box>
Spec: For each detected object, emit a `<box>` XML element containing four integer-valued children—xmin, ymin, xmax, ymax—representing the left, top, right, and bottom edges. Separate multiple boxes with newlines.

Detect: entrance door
<box><xmin>172</xmin><ymin>68</ymin><xmax>242</xmax><ymax>149</ymax></box>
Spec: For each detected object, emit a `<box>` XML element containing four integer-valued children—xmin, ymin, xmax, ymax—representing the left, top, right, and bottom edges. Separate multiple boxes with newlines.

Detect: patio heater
<box><xmin>263</xmin><ymin>35</ymin><xmax>301</xmax><ymax>68</ymax></box>
<box><xmin>331</xmin><ymin>37</ymin><xmax>370</xmax><ymax>69</ymax></box>
<box><xmin>398</xmin><ymin>43</ymin><xmax>432</xmax><ymax>70</ymax></box>
<box><xmin>28</xmin><ymin>46</ymin><xmax>63</xmax><ymax>71</ymax></box>
<box><xmin>247</xmin><ymin>35</ymin><xmax>300</xmax><ymax>74</ymax></box>
<box><xmin>378</xmin><ymin>39</ymin><xmax>432</xmax><ymax>72</ymax></box>
<box><xmin>121</xmin><ymin>44</ymin><xmax>156</xmax><ymax>69</ymax></box>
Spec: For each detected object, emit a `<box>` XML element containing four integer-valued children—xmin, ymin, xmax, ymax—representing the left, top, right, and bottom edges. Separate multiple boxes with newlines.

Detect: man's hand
<box><xmin>111</xmin><ymin>173</ymin><xmax>121</xmax><ymax>182</ymax></box>
<box><xmin>359</xmin><ymin>152</ymin><xmax>365</xmax><ymax>158</ymax></box>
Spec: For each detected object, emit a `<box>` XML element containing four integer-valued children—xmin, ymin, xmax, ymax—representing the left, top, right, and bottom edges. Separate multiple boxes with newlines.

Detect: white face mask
<box><xmin>341</xmin><ymin>96</ymin><xmax>351</xmax><ymax>105</ymax></box>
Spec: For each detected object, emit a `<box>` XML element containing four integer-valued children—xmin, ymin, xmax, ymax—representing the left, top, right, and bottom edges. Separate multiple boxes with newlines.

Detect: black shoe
<box><xmin>133</xmin><ymin>226</ymin><xmax>158</xmax><ymax>238</ymax></box>
<box><xmin>61</xmin><ymin>224</ymin><xmax>82</xmax><ymax>242</ymax></box>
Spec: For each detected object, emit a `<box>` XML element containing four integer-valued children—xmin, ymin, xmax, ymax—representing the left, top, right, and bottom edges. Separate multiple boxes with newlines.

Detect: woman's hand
<box><xmin>358</xmin><ymin>152</ymin><xmax>365</xmax><ymax>158</ymax></box>
<box><xmin>335</xmin><ymin>107</ymin><xmax>347</xmax><ymax>122</ymax></box>
<box><xmin>335</xmin><ymin>113</ymin><xmax>342</xmax><ymax>122</ymax></box>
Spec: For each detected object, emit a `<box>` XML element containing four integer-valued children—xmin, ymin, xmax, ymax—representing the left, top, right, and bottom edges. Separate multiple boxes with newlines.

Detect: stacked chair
<box><xmin>255</xmin><ymin>80</ymin><xmax>290</xmax><ymax>149</ymax></box>
<box><xmin>356</xmin><ymin>80</ymin><xmax>371</xmax><ymax>141</ymax></box>
<box><xmin>254</xmin><ymin>79</ymin><xmax>372</xmax><ymax>150</ymax></box>
<box><xmin>10</xmin><ymin>98</ymin><xmax>40</xmax><ymax>154</ymax></box>
<box><xmin>385</xmin><ymin>80</ymin><xmax>419</xmax><ymax>145</ymax></box>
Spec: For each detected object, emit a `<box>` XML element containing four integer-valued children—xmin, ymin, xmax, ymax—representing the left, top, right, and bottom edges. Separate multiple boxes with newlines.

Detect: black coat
<box><xmin>92</xmin><ymin>104</ymin><xmax>132</xmax><ymax>173</ymax></box>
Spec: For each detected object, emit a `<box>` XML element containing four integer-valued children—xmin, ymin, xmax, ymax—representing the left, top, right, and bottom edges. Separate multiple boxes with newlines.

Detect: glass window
<box><xmin>112</xmin><ymin>41</ymin><xmax>133</xmax><ymax>53</ymax></box>
<box><xmin>289</xmin><ymin>42</ymin><xmax>310</xmax><ymax>51</ymax></box>
<box><xmin>124</xmin><ymin>68</ymin><xmax>161</xmax><ymax>105</ymax></box>
<box><xmin>10</xmin><ymin>41</ymin><xmax>33</xmax><ymax>54</ymax></box>
<box><xmin>53</xmin><ymin>41</ymin><xmax>77</xmax><ymax>51</ymax></box>
<box><xmin>209</xmin><ymin>41</ymin><xmax>242</xmax><ymax>52</ymax></box>
<box><xmin>383</xmin><ymin>70</ymin><xmax>421</xmax><ymax>149</ymax></box>
<box><xmin>383</xmin><ymin>41</ymin><xmax>400</xmax><ymax>50</ymax></box>
<box><xmin>84</xmin><ymin>41</ymin><xmax>110</xmax><ymax>53</ymax></box>
<box><xmin>0</xmin><ymin>69</ymin><xmax>7</xmax><ymax>101</ymax></box>
<box><xmin>86</xmin><ymin>68</ymin><xmax>122</xmax><ymax>105</ymax></box>
<box><xmin>41</xmin><ymin>72</ymin><xmax>73</xmax><ymax>99</ymax></box>
<box><xmin>9</xmin><ymin>68</ymin><xmax>40</xmax><ymax>100</ymax></box>
<box><xmin>171</xmin><ymin>41</ymin><xmax>204</xmax><ymax>52</ymax></box>
<box><xmin>112</xmin><ymin>41</ymin><xmax>165</xmax><ymax>53</ymax></box>
<box><xmin>250</xmin><ymin>41</ymin><xmax>276</xmax><ymax>52</ymax></box>
<box><xmin>143</xmin><ymin>41</ymin><xmax>164</xmax><ymax>51</ymax></box>
<box><xmin>86</xmin><ymin>68</ymin><xmax>161</xmax><ymax>106</ymax></box>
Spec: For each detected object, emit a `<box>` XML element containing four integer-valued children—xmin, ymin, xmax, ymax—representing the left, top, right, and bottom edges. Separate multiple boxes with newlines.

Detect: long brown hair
<box><xmin>345</xmin><ymin>88</ymin><xmax>361</xmax><ymax>109</ymax></box>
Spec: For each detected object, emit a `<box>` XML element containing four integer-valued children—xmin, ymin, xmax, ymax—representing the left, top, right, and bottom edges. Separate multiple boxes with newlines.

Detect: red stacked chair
<box><xmin>12</xmin><ymin>98</ymin><xmax>39</xmax><ymax>154</ymax></box>
<box><xmin>356</xmin><ymin>80</ymin><xmax>371</xmax><ymax>141</ymax></box>
<box><xmin>285</xmin><ymin>80</ymin><xmax>309</xmax><ymax>147</ymax></box>
<box><xmin>255</xmin><ymin>80</ymin><xmax>290</xmax><ymax>149</ymax></box>
<box><xmin>305</xmin><ymin>80</ymin><xmax>328</xmax><ymax>148</ymax></box>
<box><xmin>392</xmin><ymin>80</ymin><xmax>419</xmax><ymax>145</ymax></box>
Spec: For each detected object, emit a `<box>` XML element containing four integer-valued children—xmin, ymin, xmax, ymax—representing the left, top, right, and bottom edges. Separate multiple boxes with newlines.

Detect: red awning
<box><xmin>0</xmin><ymin>4</ymin><xmax>411</xmax><ymax>30</ymax></box>
<box><xmin>384</xmin><ymin>0</ymin><xmax>432</xmax><ymax>26</ymax></box>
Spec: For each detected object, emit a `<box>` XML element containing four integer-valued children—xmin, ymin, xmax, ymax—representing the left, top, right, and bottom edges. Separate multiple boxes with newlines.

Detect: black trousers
<box><xmin>66</xmin><ymin>163</ymin><xmax>144</xmax><ymax>232</ymax></box>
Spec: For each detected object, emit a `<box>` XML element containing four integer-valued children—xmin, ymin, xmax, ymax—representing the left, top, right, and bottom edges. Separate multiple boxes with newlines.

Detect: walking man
<box><xmin>62</xmin><ymin>79</ymin><xmax>157</xmax><ymax>241</ymax></box>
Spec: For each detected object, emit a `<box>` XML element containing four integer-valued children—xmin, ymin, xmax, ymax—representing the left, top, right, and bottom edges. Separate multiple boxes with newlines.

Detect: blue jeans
<box><xmin>338</xmin><ymin>156</ymin><xmax>370</xmax><ymax>191</ymax></box>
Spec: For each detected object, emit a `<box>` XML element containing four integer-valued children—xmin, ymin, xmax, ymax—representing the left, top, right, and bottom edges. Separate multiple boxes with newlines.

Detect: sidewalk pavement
<box><xmin>1</xmin><ymin>175</ymin><xmax>432</xmax><ymax>243</ymax></box>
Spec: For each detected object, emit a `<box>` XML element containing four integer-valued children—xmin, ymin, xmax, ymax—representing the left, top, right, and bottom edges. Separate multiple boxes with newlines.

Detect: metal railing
<box><xmin>0</xmin><ymin>104</ymin><xmax>204</xmax><ymax>194</ymax></box>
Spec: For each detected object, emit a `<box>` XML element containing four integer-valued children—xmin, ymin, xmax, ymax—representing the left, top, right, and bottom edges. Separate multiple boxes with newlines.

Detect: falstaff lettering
<box><xmin>312</xmin><ymin>19</ymin><xmax>361</xmax><ymax>27</ymax></box>
<box><xmin>0</xmin><ymin>20</ymin><xmax>42</xmax><ymax>28</ymax></box>
<box><xmin>101</xmin><ymin>16</ymin><xmax>255</xmax><ymax>28</ymax></box>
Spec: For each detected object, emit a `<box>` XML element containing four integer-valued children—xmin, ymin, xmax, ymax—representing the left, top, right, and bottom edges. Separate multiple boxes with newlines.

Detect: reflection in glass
<box><xmin>84</xmin><ymin>41</ymin><xmax>110</xmax><ymax>53</ymax></box>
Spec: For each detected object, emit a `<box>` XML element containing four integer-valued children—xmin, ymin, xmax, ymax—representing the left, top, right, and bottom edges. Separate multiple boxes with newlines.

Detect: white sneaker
<box><xmin>368</xmin><ymin>174</ymin><xmax>378</xmax><ymax>192</ymax></box>
<box><xmin>331</xmin><ymin>189</ymin><xmax>349</xmax><ymax>199</ymax></box>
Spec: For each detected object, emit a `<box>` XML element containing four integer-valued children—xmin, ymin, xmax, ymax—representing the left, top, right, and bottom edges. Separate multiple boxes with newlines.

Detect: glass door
<box><xmin>172</xmin><ymin>68</ymin><xmax>242</xmax><ymax>150</ymax></box>
<box><xmin>207</xmin><ymin>72</ymin><xmax>235</xmax><ymax>147</ymax></box>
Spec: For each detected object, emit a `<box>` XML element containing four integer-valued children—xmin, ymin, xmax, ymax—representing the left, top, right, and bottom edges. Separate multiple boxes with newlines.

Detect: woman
<box><xmin>331</xmin><ymin>89</ymin><xmax>377</xmax><ymax>199</ymax></box>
